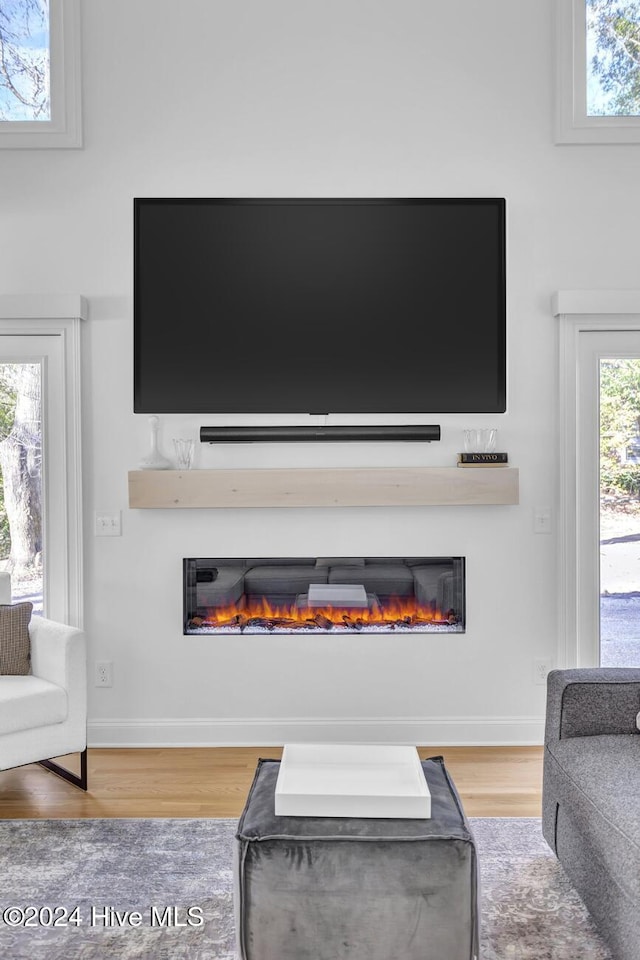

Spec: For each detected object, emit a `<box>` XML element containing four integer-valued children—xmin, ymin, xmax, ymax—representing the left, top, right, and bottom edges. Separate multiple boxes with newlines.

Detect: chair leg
<box><xmin>39</xmin><ymin>749</ymin><xmax>87</xmax><ymax>791</ymax></box>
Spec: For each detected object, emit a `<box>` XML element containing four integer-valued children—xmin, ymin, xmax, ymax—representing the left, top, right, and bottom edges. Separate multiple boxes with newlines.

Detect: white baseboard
<box><xmin>88</xmin><ymin>716</ymin><xmax>545</xmax><ymax>747</ymax></box>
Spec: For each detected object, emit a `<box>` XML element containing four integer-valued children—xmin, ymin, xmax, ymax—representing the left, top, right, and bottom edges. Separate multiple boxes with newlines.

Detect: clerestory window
<box><xmin>0</xmin><ymin>0</ymin><xmax>81</xmax><ymax>148</ymax></box>
<box><xmin>556</xmin><ymin>0</ymin><xmax>640</xmax><ymax>143</ymax></box>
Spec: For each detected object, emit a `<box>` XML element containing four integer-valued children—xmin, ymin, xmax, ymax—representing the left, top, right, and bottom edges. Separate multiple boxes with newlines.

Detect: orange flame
<box><xmin>190</xmin><ymin>595</ymin><xmax>457</xmax><ymax>629</ymax></box>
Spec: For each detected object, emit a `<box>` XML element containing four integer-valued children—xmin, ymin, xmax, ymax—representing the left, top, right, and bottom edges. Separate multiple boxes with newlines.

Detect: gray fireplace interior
<box><xmin>184</xmin><ymin>557</ymin><xmax>465</xmax><ymax>634</ymax></box>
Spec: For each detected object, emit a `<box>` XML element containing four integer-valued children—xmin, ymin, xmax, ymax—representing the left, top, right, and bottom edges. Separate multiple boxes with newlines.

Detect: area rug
<box><xmin>0</xmin><ymin>817</ymin><xmax>611</xmax><ymax>960</ymax></box>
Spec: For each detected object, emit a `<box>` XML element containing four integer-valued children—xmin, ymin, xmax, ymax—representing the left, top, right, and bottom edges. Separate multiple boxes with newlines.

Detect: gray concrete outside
<box><xmin>600</xmin><ymin>506</ymin><xmax>640</xmax><ymax>666</ymax></box>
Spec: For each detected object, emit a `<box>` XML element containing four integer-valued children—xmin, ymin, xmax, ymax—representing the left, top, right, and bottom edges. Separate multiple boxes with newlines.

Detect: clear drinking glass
<box><xmin>173</xmin><ymin>438</ymin><xmax>194</xmax><ymax>470</ymax></box>
<box><xmin>463</xmin><ymin>429</ymin><xmax>498</xmax><ymax>453</ymax></box>
<box><xmin>481</xmin><ymin>428</ymin><xmax>497</xmax><ymax>453</ymax></box>
<box><xmin>463</xmin><ymin>429</ymin><xmax>481</xmax><ymax>453</ymax></box>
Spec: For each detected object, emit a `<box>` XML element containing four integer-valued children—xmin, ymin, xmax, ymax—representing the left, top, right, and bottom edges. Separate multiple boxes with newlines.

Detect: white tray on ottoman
<box><xmin>275</xmin><ymin>743</ymin><xmax>431</xmax><ymax>818</ymax></box>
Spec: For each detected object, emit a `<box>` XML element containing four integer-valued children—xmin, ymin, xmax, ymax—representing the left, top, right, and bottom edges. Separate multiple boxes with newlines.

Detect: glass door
<box><xmin>599</xmin><ymin>353</ymin><xmax>640</xmax><ymax>666</ymax></box>
<box><xmin>0</xmin><ymin>336</ymin><xmax>65</xmax><ymax>620</ymax></box>
<box><xmin>579</xmin><ymin>330</ymin><xmax>640</xmax><ymax>667</ymax></box>
<box><xmin>0</xmin><ymin>362</ymin><xmax>44</xmax><ymax>614</ymax></box>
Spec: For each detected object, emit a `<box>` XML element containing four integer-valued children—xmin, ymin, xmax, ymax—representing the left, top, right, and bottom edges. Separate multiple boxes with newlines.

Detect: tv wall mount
<box><xmin>199</xmin><ymin>425</ymin><xmax>441</xmax><ymax>443</ymax></box>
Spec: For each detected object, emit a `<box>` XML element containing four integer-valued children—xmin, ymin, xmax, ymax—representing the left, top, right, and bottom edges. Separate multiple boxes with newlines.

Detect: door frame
<box><xmin>0</xmin><ymin>296</ymin><xmax>86</xmax><ymax>627</ymax></box>
<box><xmin>555</xmin><ymin>290</ymin><xmax>640</xmax><ymax>668</ymax></box>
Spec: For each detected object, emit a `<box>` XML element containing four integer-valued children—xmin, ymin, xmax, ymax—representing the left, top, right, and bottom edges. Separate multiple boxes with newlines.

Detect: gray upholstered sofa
<box><xmin>542</xmin><ymin>668</ymin><xmax>640</xmax><ymax>960</ymax></box>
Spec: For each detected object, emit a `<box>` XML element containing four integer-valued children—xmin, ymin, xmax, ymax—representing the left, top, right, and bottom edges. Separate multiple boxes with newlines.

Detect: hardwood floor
<box><xmin>0</xmin><ymin>746</ymin><xmax>543</xmax><ymax>819</ymax></box>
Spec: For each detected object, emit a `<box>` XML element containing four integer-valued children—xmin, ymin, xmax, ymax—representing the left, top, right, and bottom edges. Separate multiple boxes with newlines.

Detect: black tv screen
<box><xmin>134</xmin><ymin>198</ymin><xmax>506</xmax><ymax>414</ymax></box>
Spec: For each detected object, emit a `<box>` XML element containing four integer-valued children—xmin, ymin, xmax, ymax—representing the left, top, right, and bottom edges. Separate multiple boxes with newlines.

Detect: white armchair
<box><xmin>0</xmin><ymin>575</ymin><xmax>87</xmax><ymax>790</ymax></box>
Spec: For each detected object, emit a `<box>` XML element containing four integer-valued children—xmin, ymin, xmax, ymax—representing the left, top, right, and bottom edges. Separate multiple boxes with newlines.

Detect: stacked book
<box><xmin>457</xmin><ymin>452</ymin><xmax>509</xmax><ymax>467</ymax></box>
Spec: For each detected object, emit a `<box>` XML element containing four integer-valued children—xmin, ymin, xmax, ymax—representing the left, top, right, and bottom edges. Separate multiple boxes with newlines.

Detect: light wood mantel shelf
<box><xmin>128</xmin><ymin>467</ymin><xmax>519</xmax><ymax>509</ymax></box>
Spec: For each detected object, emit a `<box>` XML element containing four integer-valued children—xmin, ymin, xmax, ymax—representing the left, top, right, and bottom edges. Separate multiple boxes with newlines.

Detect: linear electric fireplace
<box><xmin>184</xmin><ymin>557</ymin><xmax>465</xmax><ymax>635</ymax></box>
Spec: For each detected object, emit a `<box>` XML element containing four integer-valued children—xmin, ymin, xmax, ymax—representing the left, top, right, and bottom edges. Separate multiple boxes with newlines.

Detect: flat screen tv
<box><xmin>134</xmin><ymin>198</ymin><xmax>506</xmax><ymax>414</ymax></box>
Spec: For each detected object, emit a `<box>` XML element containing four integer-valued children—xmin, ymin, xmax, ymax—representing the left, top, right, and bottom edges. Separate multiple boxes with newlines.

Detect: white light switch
<box><xmin>95</xmin><ymin>512</ymin><xmax>122</xmax><ymax>537</ymax></box>
<box><xmin>533</xmin><ymin>507</ymin><xmax>552</xmax><ymax>534</ymax></box>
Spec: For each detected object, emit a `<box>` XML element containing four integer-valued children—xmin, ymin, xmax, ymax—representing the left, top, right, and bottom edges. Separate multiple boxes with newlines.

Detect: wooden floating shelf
<box><xmin>128</xmin><ymin>467</ymin><xmax>519</xmax><ymax>509</ymax></box>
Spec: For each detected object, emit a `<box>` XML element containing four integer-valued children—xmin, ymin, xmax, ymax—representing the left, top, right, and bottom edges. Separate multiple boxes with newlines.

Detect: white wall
<box><xmin>1</xmin><ymin>0</ymin><xmax>637</xmax><ymax>745</ymax></box>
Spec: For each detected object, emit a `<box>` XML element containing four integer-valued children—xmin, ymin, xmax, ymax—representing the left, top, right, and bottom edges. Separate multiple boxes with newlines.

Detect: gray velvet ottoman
<box><xmin>235</xmin><ymin>756</ymin><xmax>478</xmax><ymax>960</ymax></box>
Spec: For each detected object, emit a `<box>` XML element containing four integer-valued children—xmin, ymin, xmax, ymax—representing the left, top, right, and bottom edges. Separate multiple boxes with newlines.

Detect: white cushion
<box><xmin>0</xmin><ymin>676</ymin><xmax>67</xmax><ymax>735</ymax></box>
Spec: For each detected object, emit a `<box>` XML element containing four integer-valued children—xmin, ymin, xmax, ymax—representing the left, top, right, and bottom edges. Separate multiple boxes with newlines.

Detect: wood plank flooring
<box><xmin>0</xmin><ymin>746</ymin><xmax>543</xmax><ymax>819</ymax></box>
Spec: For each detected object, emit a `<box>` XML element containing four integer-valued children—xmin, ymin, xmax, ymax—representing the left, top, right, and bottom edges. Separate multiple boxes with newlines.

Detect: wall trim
<box><xmin>88</xmin><ymin>716</ymin><xmax>545</xmax><ymax>748</ymax></box>
<box><xmin>552</xmin><ymin>289</ymin><xmax>640</xmax><ymax>316</ymax></box>
<box><xmin>0</xmin><ymin>295</ymin><xmax>88</xmax><ymax>321</ymax></box>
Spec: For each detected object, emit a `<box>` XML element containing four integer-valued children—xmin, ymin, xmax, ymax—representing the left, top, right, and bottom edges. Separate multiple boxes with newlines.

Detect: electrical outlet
<box><xmin>534</xmin><ymin>658</ymin><xmax>551</xmax><ymax>686</ymax></box>
<box><xmin>95</xmin><ymin>661</ymin><xmax>113</xmax><ymax>687</ymax></box>
<box><xmin>95</xmin><ymin>512</ymin><xmax>121</xmax><ymax>537</ymax></box>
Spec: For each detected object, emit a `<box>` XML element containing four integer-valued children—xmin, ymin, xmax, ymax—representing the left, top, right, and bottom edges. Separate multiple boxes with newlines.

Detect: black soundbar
<box><xmin>200</xmin><ymin>425</ymin><xmax>441</xmax><ymax>443</ymax></box>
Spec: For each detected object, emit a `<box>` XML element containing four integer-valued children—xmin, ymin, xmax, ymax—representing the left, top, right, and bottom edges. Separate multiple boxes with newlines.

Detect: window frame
<box><xmin>0</xmin><ymin>296</ymin><xmax>86</xmax><ymax>627</ymax></box>
<box><xmin>0</xmin><ymin>0</ymin><xmax>82</xmax><ymax>149</ymax></box>
<box><xmin>556</xmin><ymin>0</ymin><xmax>640</xmax><ymax>144</ymax></box>
<box><xmin>554</xmin><ymin>290</ymin><xmax>640</xmax><ymax>668</ymax></box>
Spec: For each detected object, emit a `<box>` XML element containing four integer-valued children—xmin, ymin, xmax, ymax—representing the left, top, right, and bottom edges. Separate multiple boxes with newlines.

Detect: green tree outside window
<box><xmin>0</xmin><ymin>0</ymin><xmax>50</xmax><ymax>122</ymax></box>
<box><xmin>587</xmin><ymin>0</ymin><xmax>640</xmax><ymax>116</ymax></box>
